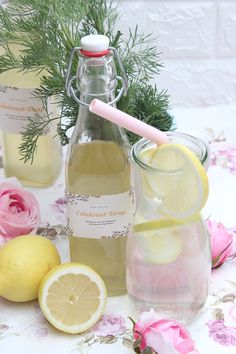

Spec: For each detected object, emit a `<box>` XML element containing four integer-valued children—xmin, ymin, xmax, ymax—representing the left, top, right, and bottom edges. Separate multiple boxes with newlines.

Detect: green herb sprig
<box><xmin>0</xmin><ymin>0</ymin><xmax>173</xmax><ymax>162</ymax></box>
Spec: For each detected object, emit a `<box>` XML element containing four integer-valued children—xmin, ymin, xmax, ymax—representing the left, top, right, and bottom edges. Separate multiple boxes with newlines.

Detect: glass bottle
<box><xmin>65</xmin><ymin>35</ymin><xmax>134</xmax><ymax>296</ymax></box>
<box><xmin>126</xmin><ymin>132</ymin><xmax>212</xmax><ymax>323</ymax></box>
<box><xmin>0</xmin><ymin>12</ymin><xmax>62</xmax><ymax>187</ymax></box>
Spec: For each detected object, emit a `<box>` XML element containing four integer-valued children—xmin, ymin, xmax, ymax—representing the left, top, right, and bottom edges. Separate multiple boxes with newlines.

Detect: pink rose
<box><xmin>134</xmin><ymin>309</ymin><xmax>198</xmax><ymax>354</ymax></box>
<box><xmin>92</xmin><ymin>314</ymin><xmax>126</xmax><ymax>336</ymax></box>
<box><xmin>0</xmin><ymin>182</ymin><xmax>40</xmax><ymax>240</ymax></box>
<box><xmin>207</xmin><ymin>220</ymin><xmax>233</xmax><ymax>268</ymax></box>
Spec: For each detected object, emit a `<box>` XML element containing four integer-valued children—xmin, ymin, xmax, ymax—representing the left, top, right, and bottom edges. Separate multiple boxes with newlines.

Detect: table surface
<box><xmin>0</xmin><ymin>104</ymin><xmax>236</xmax><ymax>354</ymax></box>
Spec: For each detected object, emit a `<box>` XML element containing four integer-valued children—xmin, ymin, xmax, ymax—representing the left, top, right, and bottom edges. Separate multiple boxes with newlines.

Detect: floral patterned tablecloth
<box><xmin>0</xmin><ymin>104</ymin><xmax>236</xmax><ymax>354</ymax></box>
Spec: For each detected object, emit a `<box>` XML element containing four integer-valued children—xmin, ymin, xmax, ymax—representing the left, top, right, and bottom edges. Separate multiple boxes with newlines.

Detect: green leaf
<box><xmin>212</xmin><ymin>308</ymin><xmax>224</xmax><ymax>321</ymax></box>
<box><xmin>122</xmin><ymin>337</ymin><xmax>134</xmax><ymax>349</ymax></box>
<box><xmin>212</xmin><ymin>241</ymin><xmax>233</xmax><ymax>268</ymax></box>
<box><xmin>143</xmin><ymin>346</ymin><xmax>158</xmax><ymax>354</ymax></box>
<box><xmin>133</xmin><ymin>337</ymin><xmax>142</xmax><ymax>351</ymax></box>
<box><xmin>128</xmin><ymin>316</ymin><xmax>136</xmax><ymax>328</ymax></box>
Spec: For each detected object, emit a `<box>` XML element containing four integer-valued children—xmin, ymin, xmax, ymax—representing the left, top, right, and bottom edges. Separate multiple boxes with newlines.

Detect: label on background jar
<box><xmin>66</xmin><ymin>188</ymin><xmax>135</xmax><ymax>239</ymax></box>
<box><xmin>0</xmin><ymin>86</ymin><xmax>46</xmax><ymax>134</ymax></box>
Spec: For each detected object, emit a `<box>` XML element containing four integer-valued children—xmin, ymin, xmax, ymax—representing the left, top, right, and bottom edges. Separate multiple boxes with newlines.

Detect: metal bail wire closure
<box><xmin>65</xmin><ymin>47</ymin><xmax>128</xmax><ymax>107</ymax></box>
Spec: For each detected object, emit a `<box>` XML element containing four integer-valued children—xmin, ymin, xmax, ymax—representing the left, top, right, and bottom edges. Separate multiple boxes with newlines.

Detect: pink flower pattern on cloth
<box><xmin>0</xmin><ymin>182</ymin><xmax>40</xmax><ymax>241</ymax></box>
<box><xmin>134</xmin><ymin>309</ymin><xmax>199</xmax><ymax>354</ymax></box>
<box><xmin>207</xmin><ymin>320</ymin><xmax>236</xmax><ymax>346</ymax></box>
<box><xmin>210</xmin><ymin>143</ymin><xmax>236</xmax><ymax>173</ymax></box>
<box><xmin>92</xmin><ymin>314</ymin><xmax>126</xmax><ymax>336</ymax></box>
<box><xmin>51</xmin><ymin>197</ymin><xmax>66</xmax><ymax>215</ymax></box>
<box><xmin>229</xmin><ymin>306</ymin><xmax>236</xmax><ymax>323</ymax></box>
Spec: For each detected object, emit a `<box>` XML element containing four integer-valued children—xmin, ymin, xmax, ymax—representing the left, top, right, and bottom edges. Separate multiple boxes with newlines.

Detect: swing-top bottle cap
<box><xmin>81</xmin><ymin>35</ymin><xmax>109</xmax><ymax>56</ymax></box>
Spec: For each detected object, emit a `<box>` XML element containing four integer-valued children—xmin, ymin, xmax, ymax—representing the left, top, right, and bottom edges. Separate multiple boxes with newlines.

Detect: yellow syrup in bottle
<box><xmin>0</xmin><ymin>43</ymin><xmax>62</xmax><ymax>187</ymax></box>
<box><xmin>66</xmin><ymin>140</ymin><xmax>132</xmax><ymax>296</ymax></box>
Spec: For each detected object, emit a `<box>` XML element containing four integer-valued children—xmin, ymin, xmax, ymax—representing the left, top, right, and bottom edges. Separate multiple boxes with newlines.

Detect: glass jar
<box><xmin>126</xmin><ymin>132</ymin><xmax>212</xmax><ymax>323</ymax></box>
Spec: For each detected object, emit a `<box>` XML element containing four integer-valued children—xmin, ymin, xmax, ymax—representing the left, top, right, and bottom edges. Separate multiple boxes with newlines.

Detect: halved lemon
<box><xmin>145</xmin><ymin>143</ymin><xmax>209</xmax><ymax>221</ymax></box>
<box><xmin>38</xmin><ymin>263</ymin><xmax>107</xmax><ymax>334</ymax></box>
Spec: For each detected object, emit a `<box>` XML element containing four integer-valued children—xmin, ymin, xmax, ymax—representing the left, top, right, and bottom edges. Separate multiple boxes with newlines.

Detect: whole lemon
<box><xmin>0</xmin><ymin>235</ymin><xmax>61</xmax><ymax>302</ymax></box>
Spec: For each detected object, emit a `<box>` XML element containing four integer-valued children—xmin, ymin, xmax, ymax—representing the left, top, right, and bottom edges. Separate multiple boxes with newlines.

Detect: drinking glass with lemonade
<box><xmin>127</xmin><ymin>132</ymin><xmax>212</xmax><ymax>323</ymax></box>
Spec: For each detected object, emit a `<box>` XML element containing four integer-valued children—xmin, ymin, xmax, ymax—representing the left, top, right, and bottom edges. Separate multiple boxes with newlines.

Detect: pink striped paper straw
<box><xmin>89</xmin><ymin>99</ymin><xmax>169</xmax><ymax>145</ymax></box>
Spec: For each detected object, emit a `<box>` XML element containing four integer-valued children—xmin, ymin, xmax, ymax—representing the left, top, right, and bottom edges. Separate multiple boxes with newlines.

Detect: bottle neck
<box><xmin>72</xmin><ymin>86</ymin><xmax>122</xmax><ymax>145</ymax></box>
<box><xmin>77</xmin><ymin>53</ymin><xmax>117</xmax><ymax>104</ymax></box>
<box><xmin>70</xmin><ymin>53</ymin><xmax>129</xmax><ymax>147</ymax></box>
<box><xmin>79</xmin><ymin>89</ymin><xmax>116</xmax><ymax>106</ymax></box>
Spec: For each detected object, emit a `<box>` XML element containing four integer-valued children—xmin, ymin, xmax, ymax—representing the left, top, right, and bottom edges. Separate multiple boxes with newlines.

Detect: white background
<box><xmin>118</xmin><ymin>0</ymin><xmax>236</xmax><ymax>107</ymax></box>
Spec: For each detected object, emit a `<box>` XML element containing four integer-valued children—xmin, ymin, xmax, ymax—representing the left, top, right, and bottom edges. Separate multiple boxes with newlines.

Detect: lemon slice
<box><xmin>134</xmin><ymin>216</ymin><xmax>199</xmax><ymax>233</ymax></box>
<box><xmin>140</xmin><ymin>147</ymin><xmax>156</xmax><ymax>164</ymax></box>
<box><xmin>134</xmin><ymin>220</ymin><xmax>183</xmax><ymax>264</ymax></box>
<box><xmin>38</xmin><ymin>263</ymin><xmax>107</xmax><ymax>334</ymax></box>
<box><xmin>146</xmin><ymin>143</ymin><xmax>209</xmax><ymax>221</ymax></box>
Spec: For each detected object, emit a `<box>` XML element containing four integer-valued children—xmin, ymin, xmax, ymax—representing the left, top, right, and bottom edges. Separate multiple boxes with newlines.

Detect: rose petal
<box><xmin>175</xmin><ymin>338</ymin><xmax>195</xmax><ymax>354</ymax></box>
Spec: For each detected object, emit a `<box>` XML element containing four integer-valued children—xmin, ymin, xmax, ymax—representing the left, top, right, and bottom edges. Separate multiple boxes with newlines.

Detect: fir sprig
<box><xmin>18</xmin><ymin>98</ymin><xmax>59</xmax><ymax>164</ymax></box>
<box><xmin>0</xmin><ymin>0</ymin><xmax>173</xmax><ymax>162</ymax></box>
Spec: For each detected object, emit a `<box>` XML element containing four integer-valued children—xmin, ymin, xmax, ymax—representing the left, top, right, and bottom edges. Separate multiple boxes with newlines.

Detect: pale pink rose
<box><xmin>134</xmin><ymin>310</ymin><xmax>198</xmax><ymax>354</ymax></box>
<box><xmin>207</xmin><ymin>220</ymin><xmax>233</xmax><ymax>268</ymax></box>
<box><xmin>0</xmin><ymin>183</ymin><xmax>40</xmax><ymax>240</ymax></box>
<box><xmin>210</xmin><ymin>143</ymin><xmax>236</xmax><ymax>173</ymax></box>
<box><xmin>92</xmin><ymin>314</ymin><xmax>126</xmax><ymax>336</ymax></box>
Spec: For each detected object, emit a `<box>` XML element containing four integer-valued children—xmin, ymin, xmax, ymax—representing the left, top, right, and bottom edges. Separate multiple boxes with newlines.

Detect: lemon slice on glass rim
<box><xmin>143</xmin><ymin>143</ymin><xmax>209</xmax><ymax>221</ymax></box>
<box><xmin>38</xmin><ymin>263</ymin><xmax>107</xmax><ymax>334</ymax></box>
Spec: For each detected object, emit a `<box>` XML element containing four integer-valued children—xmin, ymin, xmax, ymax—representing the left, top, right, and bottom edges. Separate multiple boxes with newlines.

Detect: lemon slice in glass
<box><xmin>140</xmin><ymin>147</ymin><xmax>156</xmax><ymax>164</ymax></box>
<box><xmin>134</xmin><ymin>217</ymin><xmax>199</xmax><ymax>233</ymax></box>
<box><xmin>134</xmin><ymin>219</ymin><xmax>183</xmax><ymax>264</ymax></box>
<box><xmin>146</xmin><ymin>143</ymin><xmax>209</xmax><ymax>221</ymax></box>
<box><xmin>38</xmin><ymin>263</ymin><xmax>107</xmax><ymax>334</ymax></box>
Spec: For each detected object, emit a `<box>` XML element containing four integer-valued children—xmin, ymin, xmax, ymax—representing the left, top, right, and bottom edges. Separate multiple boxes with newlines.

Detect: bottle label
<box><xmin>0</xmin><ymin>86</ymin><xmax>46</xmax><ymax>134</ymax></box>
<box><xmin>66</xmin><ymin>188</ymin><xmax>135</xmax><ymax>239</ymax></box>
